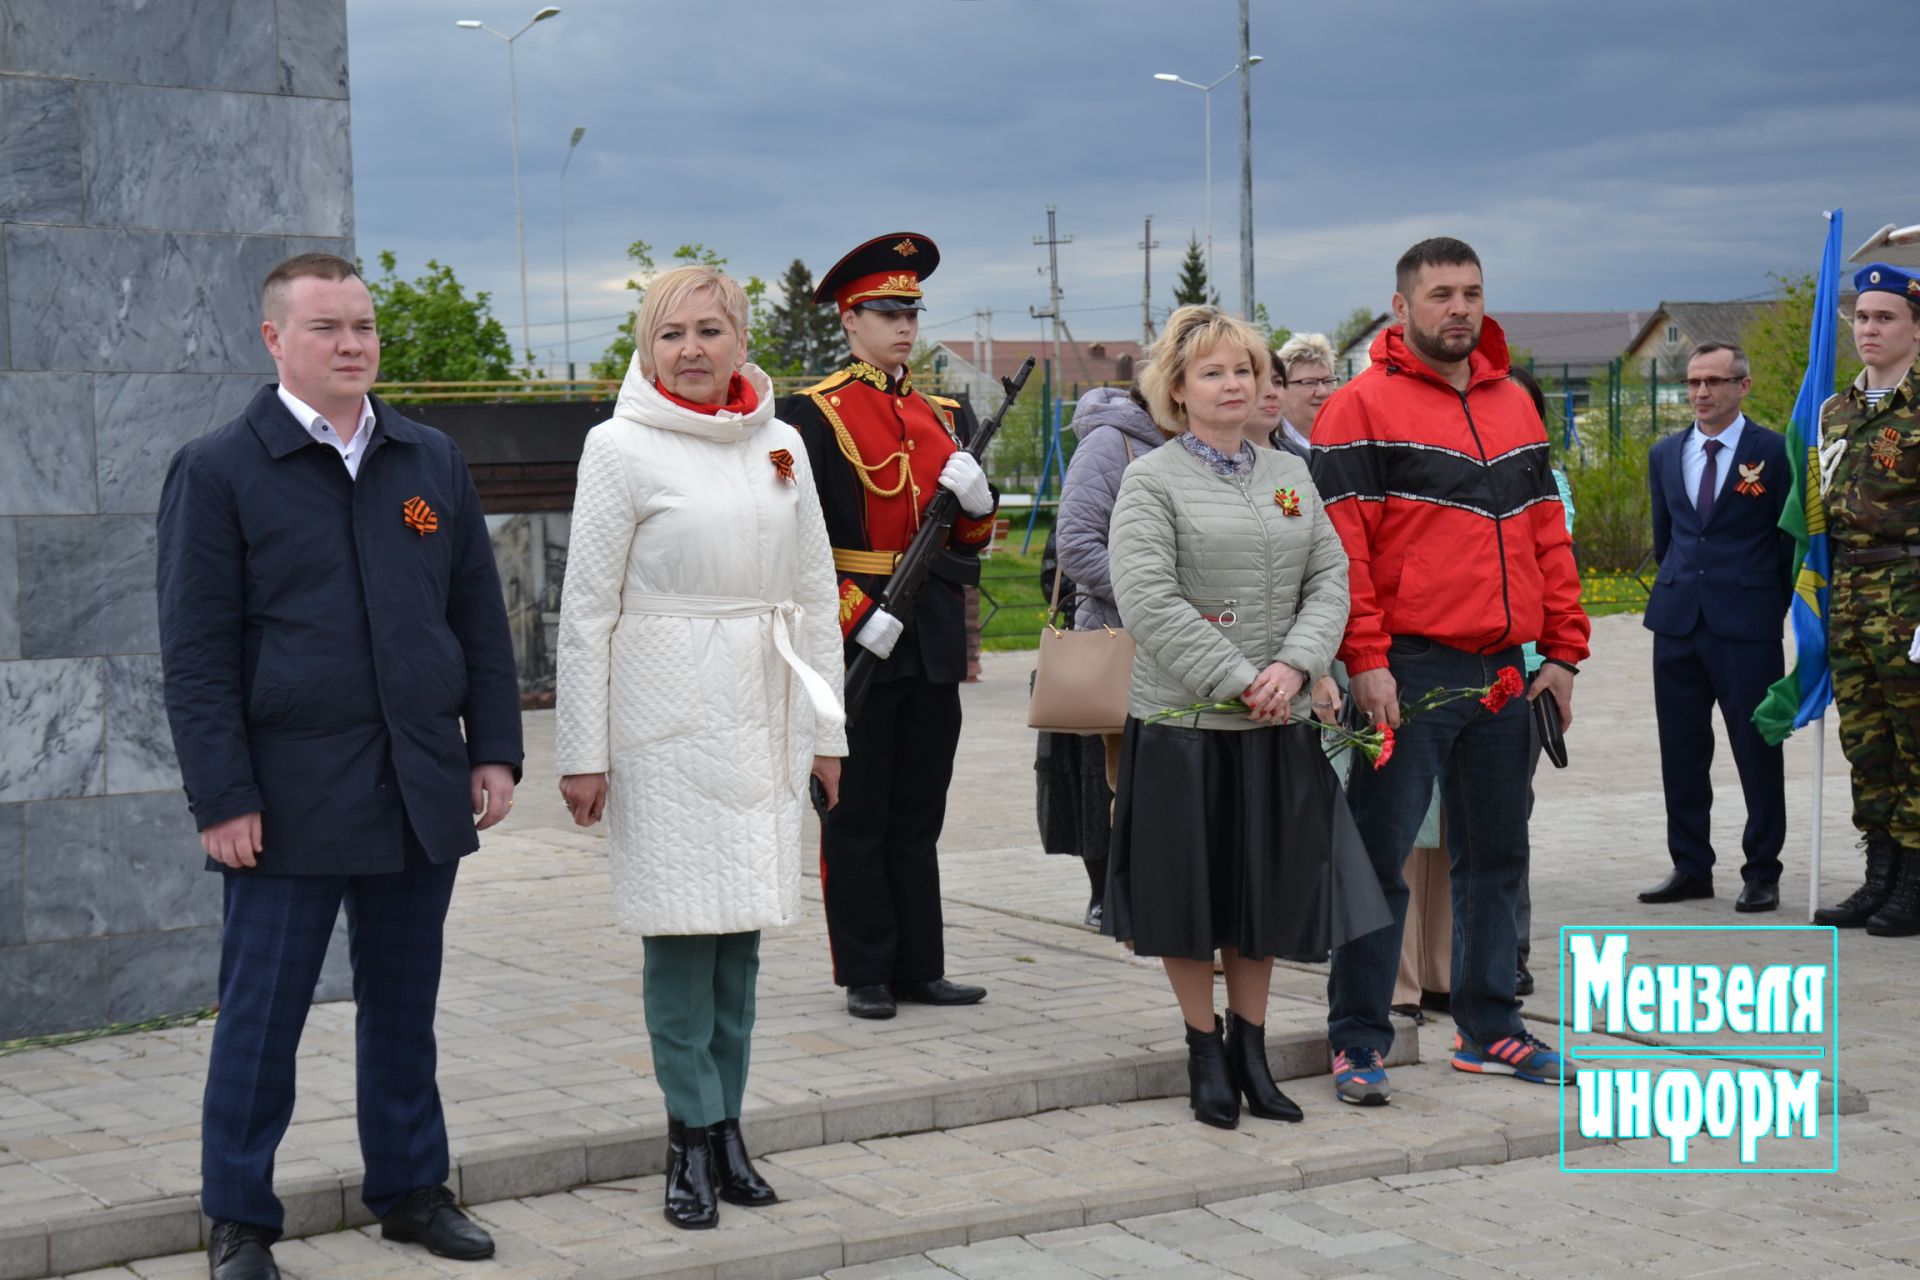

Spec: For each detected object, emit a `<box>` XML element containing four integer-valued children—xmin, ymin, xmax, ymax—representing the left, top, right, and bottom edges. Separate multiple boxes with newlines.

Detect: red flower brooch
<box><xmin>1273</xmin><ymin>487</ymin><xmax>1302</xmax><ymax>516</ymax></box>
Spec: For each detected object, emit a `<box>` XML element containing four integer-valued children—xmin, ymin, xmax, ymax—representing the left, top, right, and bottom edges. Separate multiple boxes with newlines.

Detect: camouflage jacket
<box><xmin>1824</xmin><ymin>362</ymin><xmax>1920</xmax><ymax>548</ymax></box>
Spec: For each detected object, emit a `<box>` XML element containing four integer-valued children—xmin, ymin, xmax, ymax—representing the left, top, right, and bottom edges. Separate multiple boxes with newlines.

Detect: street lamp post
<box><xmin>1154</xmin><ymin>56</ymin><xmax>1261</xmax><ymax>305</ymax></box>
<box><xmin>559</xmin><ymin>125</ymin><xmax>585</xmax><ymax>381</ymax></box>
<box><xmin>457</xmin><ymin>6</ymin><xmax>561</xmax><ymax>373</ymax></box>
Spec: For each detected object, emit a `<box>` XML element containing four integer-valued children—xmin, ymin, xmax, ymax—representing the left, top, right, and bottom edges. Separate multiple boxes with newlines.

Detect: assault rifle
<box><xmin>811</xmin><ymin>357</ymin><xmax>1036</xmax><ymax>821</ymax></box>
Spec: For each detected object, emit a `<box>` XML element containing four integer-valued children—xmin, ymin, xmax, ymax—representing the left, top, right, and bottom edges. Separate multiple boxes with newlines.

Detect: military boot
<box><xmin>1866</xmin><ymin>847</ymin><xmax>1920</xmax><ymax>937</ymax></box>
<box><xmin>1814</xmin><ymin>832</ymin><xmax>1899</xmax><ymax>927</ymax></box>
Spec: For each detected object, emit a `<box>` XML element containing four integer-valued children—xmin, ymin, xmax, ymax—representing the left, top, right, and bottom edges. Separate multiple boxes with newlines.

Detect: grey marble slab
<box><xmin>96</xmin><ymin>372</ymin><xmax>264</xmax><ymax>513</ymax></box>
<box><xmin>5</xmin><ymin>226</ymin><xmax>282</xmax><ymax>374</ymax></box>
<box><xmin>0</xmin><ymin>656</ymin><xmax>104</xmax><ymax>803</ymax></box>
<box><xmin>105</xmin><ymin>654</ymin><xmax>178</xmax><ymax>795</ymax></box>
<box><xmin>0</xmin><ymin>518</ymin><xmax>16</xmax><ymax>659</ymax></box>
<box><xmin>0</xmin><ymin>936</ymin><xmax>108</xmax><ymax>1036</ymax></box>
<box><xmin>109</xmin><ymin>924</ymin><xmax>219</xmax><ymax>1021</ymax></box>
<box><xmin>22</xmin><ymin>791</ymin><xmax>213</xmax><ymax>941</ymax></box>
<box><xmin>81</xmin><ymin>82</ymin><xmax>352</xmax><ymax>238</ymax></box>
<box><xmin>0</xmin><ymin>228</ymin><xmax>8</xmax><ymax>367</ymax></box>
<box><xmin>0</xmin><ymin>74</ymin><xmax>80</xmax><ymax>224</ymax></box>
<box><xmin>0</xmin><ymin>803</ymin><xmax>22</xmax><ymax>947</ymax></box>
<box><xmin>0</xmin><ymin>372</ymin><xmax>97</xmax><ymax>515</ymax></box>
<box><xmin>17</xmin><ymin>514</ymin><xmax>158</xmax><ymax>657</ymax></box>
<box><xmin>0</xmin><ymin>0</ymin><xmax>276</xmax><ymax>93</ymax></box>
<box><xmin>278</xmin><ymin>0</ymin><xmax>349</xmax><ymax>99</ymax></box>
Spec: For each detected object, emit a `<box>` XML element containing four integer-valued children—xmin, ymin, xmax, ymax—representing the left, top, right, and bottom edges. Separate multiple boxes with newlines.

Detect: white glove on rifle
<box><xmin>854</xmin><ymin>607</ymin><xmax>904</xmax><ymax>659</ymax></box>
<box><xmin>938</xmin><ymin>451</ymin><xmax>994</xmax><ymax>517</ymax></box>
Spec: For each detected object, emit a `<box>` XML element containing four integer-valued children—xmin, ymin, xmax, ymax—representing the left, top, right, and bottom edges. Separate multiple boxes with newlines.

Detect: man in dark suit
<box><xmin>156</xmin><ymin>254</ymin><xmax>522</xmax><ymax>1279</ymax></box>
<box><xmin>1640</xmin><ymin>341</ymin><xmax>1794</xmax><ymax>912</ymax></box>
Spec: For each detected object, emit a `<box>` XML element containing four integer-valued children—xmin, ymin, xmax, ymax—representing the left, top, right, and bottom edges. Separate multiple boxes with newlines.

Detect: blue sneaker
<box><xmin>1451</xmin><ymin>1030</ymin><xmax>1566</xmax><ymax>1085</ymax></box>
<box><xmin>1331</xmin><ymin>1046</ymin><xmax>1390</xmax><ymax>1105</ymax></box>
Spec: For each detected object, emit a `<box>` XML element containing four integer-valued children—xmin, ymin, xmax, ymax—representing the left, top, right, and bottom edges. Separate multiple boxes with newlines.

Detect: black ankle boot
<box><xmin>1816</xmin><ymin>832</ymin><xmax>1899</xmax><ymax>927</ymax></box>
<box><xmin>708</xmin><ymin>1117</ymin><xmax>778</xmax><ymax>1207</ymax></box>
<box><xmin>1867</xmin><ymin>848</ymin><xmax>1920</xmax><ymax>937</ymax></box>
<box><xmin>1224</xmin><ymin>1011</ymin><xmax>1303</xmax><ymax>1122</ymax></box>
<box><xmin>1185</xmin><ymin>1017</ymin><xmax>1239</xmax><ymax>1129</ymax></box>
<box><xmin>664</xmin><ymin>1118</ymin><xmax>719</xmax><ymax>1229</ymax></box>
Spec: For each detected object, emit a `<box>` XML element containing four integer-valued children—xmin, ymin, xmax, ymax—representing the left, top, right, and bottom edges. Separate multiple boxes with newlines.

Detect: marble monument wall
<box><xmin>0</xmin><ymin>1</ymin><xmax>357</xmax><ymax>1036</ymax></box>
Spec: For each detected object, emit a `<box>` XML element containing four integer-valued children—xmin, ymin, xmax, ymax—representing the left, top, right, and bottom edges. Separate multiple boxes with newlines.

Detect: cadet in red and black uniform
<box><xmin>778</xmin><ymin>233</ymin><xmax>998</xmax><ymax>1020</ymax></box>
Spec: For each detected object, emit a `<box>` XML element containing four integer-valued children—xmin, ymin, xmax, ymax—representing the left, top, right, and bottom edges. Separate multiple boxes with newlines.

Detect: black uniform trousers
<box><xmin>200</xmin><ymin>840</ymin><xmax>457</xmax><ymax>1237</ymax></box>
<box><xmin>821</xmin><ymin>677</ymin><xmax>962</xmax><ymax>987</ymax></box>
<box><xmin>1652</xmin><ymin>627</ymin><xmax>1787</xmax><ymax>885</ymax></box>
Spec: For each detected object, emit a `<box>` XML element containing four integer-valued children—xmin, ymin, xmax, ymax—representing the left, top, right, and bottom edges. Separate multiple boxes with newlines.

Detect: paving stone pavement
<box><xmin>23</xmin><ymin>614</ymin><xmax>1920</xmax><ymax>1278</ymax></box>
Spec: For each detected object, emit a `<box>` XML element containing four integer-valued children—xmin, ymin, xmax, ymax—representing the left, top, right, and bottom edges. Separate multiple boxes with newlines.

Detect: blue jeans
<box><xmin>1328</xmin><ymin>638</ymin><xmax>1531</xmax><ymax>1056</ymax></box>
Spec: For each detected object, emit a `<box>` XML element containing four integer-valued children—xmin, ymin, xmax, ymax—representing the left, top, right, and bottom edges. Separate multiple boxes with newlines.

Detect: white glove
<box><xmin>1909</xmin><ymin>624</ymin><xmax>1920</xmax><ymax>663</ymax></box>
<box><xmin>854</xmin><ymin>607</ymin><xmax>904</xmax><ymax>659</ymax></box>
<box><xmin>938</xmin><ymin>451</ymin><xmax>994</xmax><ymax>517</ymax></box>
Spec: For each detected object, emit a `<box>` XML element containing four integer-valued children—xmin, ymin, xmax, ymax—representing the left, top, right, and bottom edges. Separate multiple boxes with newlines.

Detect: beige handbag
<box><xmin>1027</xmin><ymin>545</ymin><xmax>1135</xmax><ymax>735</ymax></box>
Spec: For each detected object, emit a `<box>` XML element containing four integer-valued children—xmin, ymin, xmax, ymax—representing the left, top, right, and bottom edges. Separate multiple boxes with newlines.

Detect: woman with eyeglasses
<box><xmin>1270</xmin><ymin>333</ymin><xmax>1341</xmax><ymax>459</ymax></box>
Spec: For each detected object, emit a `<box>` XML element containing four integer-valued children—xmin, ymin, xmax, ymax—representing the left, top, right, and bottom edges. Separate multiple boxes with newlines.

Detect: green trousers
<box><xmin>642</xmin><ymin>931</ymin><xmax>760</xmax><ymax>1127</ymax></box>
<box><xmin>1831</xmin><ymin>561</ymin><xmax>1920</xmax><ymax>847</ymax></box>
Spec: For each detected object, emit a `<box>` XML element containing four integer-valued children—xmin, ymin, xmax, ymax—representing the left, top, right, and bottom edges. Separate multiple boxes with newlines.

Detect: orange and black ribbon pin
<box><xmin>402</xmin><ymin>496</ymin><xmax>439</xmax><ymax>535</ymax></box>
<box><xmin>769</xmin><ymin>448</ymin><xmax>796</xmax><ymax>483</ymax></box>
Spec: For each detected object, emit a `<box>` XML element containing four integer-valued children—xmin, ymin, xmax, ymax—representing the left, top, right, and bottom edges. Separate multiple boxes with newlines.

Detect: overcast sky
<box><xmin>345</xmin><ymin>0</ymin><xmax>1914</xmax><ymax>367</ymax></box>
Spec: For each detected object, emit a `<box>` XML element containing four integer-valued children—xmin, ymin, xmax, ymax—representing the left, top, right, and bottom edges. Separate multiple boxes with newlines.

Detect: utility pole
<box><xmin>983</xmin><ymin>307</ymin><xmax>994</xmax><ymax>380</ymax></box>
<box><xmin>1237</xmin><ymin>0</ymin><xmax>1255</xmax><ymax>320</ymax></box>
<box><xmin>1031</xmin><ymin>205</ymin><xmax>1072</xmax><ymax>388</ymax></box>
<box><xmin>1140</xmin><ymin>215</ymin><xmax>1160</xmax><ymax>344</ymax></box>
<box><xmin>971</xmin><ymin>307</ymin><xmax>996</xmax><ymax>377</ymax></box>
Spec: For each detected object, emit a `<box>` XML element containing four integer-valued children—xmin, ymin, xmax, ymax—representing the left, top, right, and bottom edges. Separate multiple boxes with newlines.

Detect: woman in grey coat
<box><xmin>1038</xmin><ymin>386</ymin><xmax>1172</xmax><ymax>927</ymax></box>
<box><xmin>1105</xmin><ymin>306</ymin><xmax>1388</xmax><ymax>1131</ymax></box>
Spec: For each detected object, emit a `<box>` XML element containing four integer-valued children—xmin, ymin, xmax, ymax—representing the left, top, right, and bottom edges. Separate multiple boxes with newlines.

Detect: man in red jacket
<box><xmin>1311</xmin><ymin>238</ymin><xmax>1590</xmax><ymax>1106</ymax></box>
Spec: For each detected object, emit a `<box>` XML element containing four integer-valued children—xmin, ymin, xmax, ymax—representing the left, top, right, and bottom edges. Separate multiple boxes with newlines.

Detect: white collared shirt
<box><xmin>1679</xmin><ymin>413</ymin><xmax>1746</xmax><ymax>509</ymax></box>
<box><xmin>276</xmin><ymin>386</ymin><xmax>377</xmax><ymax>479</ymax></box>
<box><xmin>1281</xmin><ymin>418</ymin><xmax>1313</xmax><ymax>454</ymax></box>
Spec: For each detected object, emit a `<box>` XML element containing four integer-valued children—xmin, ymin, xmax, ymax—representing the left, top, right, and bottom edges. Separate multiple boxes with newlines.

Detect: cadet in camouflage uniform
<box><xmin>1813</xmin><ymin>262</ymin><xmax>1920</xmax><ymax>936</ymax></box>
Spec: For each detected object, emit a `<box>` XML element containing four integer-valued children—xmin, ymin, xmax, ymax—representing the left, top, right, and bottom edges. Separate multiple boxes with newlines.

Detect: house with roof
<box><xmin>1338</xmin><ymin>310</ymin><xmax>1651</xmax><ymax>399</ymax></box>
<box><xmin>1623</xmin><ymin>301</ymin><xmax>1774</xmax><ymax>380</ymax></box>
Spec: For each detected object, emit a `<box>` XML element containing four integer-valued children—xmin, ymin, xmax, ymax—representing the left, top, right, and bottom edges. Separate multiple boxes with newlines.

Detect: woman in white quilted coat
<box><xmin>553</xmin><ymin>266</ymin><xmax>846</xmax><ymax>1231</ymax></box>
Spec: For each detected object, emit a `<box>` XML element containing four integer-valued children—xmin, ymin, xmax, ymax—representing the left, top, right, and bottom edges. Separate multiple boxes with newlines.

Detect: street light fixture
<box><xmin>559</xmin><ymin>126</ymin><xmax>586</xmax><ymax>380</ymax></box>
<box><xmin>457</xmin><ymin>6</ymin><xmax>562</xmax><ymax>372</ymax></box>
<box><xmin>1153</xmin><ymin>55</ymin><xmax>1262</xmax><ymax>294</ymax></box>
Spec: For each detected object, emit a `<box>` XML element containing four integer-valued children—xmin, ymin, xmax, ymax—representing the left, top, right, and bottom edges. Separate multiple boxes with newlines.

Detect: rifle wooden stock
<box><xmin>839</xmin><ymin>357</ymin><xmax>1038</xmax><ymax>725</ymax></box>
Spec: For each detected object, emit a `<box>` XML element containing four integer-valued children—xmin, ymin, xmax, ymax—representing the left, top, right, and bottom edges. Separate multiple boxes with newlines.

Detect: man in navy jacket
<box><xmin>1640</xmin><ymin>342</ymin><xmax>1794</xmax><ymax>912</ymax></box>
<box><xmin>156</xmin><ymin>254</ymin><xmax>521</xmax><ymax>1279</ymax></box>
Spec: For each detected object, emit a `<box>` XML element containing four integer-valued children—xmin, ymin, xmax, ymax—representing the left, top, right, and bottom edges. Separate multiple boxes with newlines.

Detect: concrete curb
<box><xmin>0</xmin><ymin>1025</ymin><xmax>1415</xmax><ymax>1280</ymax></box>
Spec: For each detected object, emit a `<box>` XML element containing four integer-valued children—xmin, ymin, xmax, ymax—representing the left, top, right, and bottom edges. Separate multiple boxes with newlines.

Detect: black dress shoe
<box><xmin>1389</xmin><ymin>1003</ymin><xmax>1427</xmax><ymax>1025</ymax></box>
<box><xmin>1084</xmin><ymin>900</ymin><xmax>1103</xmax><ymax>930</ymax></box>
<box><xmin>664</xmin><ymin>1118</ymin><xmax>719</xmax><ymax>1230</ymax></box>
<box><xmin>378</xmin><ymin>1185</ymin><xmax>494</xmax><ymax>1260</ymax></box>
<box><xmin>207</xmin><ymin>1221</ymin><xmax>279</xmax><ymax>1280</ymax></box>
<box><xmin>708</xmin><ymin>1118</ymin><xmax>779</xmax><ymax>1207</ymax></box>
<box><xmin>1515</xmin><ymin>966</ymin><xmax>1535</xmax><ymax>997</ymax></box>
<box><xmin>1639</xmin><ymin>870</ymin><xmax>1714</xmax><ymax>904</ymax></box>
<box><xmin>1223</xmin><ymin>1011</ymin><xmax>1303</xmax><ymax>1122</ymax></box>
<box><xmin>891</xmin><ymin>978</ymin><xmax>986</xmax><ymax>1006</ymax></box>
<box><xmin>1418</xmin><ymin>988</ymin><xmax>1451</xmax><ymax>1015</ymax></box>
<box><xmin>1736</xmin><ymin>881</ymin><xmax>1780</xmax><ymax>913</ymax></box>
<box><xmin>846</xmin><ymin>984</ymin><xmax>896</xmax><ymax>1019</ymax></box>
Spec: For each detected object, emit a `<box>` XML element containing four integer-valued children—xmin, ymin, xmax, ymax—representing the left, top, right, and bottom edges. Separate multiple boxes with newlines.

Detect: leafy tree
<box><xmin>1252</xmin><ymin>302</ymin><xmax>1291</xmax><ymax>350</ymax></box>
<box><xmin>1171</xmin><ymin>233</ymin><xmax>1217</xmax><ymax>307</ymax></box>
<box><xmin>1331</xmin><ymin>305</ymin><xmax>1380</xmax><ymax>356</ymax></box>
<box><xmin>762</xmin><ymin>259</ymin><xmax>848</xmax><ymax>377</ymax></box>
<box><xmin>591</xmin><ymin>240</ymin><xmax>774</xmax><ymax>380</ymax></box>
<box><xmin>365</xmin><ymin>251</ymin><xmax>514</xmax><ymax>384</ymax></box>
<box><xmin>1740</xmin><ymin>272</ymin><xmax>1861</xmax><ymax>432</ymax></box>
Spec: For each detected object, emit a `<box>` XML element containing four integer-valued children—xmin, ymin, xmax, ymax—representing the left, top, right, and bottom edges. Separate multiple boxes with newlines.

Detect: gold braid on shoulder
<box><xmin>810</xmin><ymin>390</ymin><xmax>914</xmax><ymax>499</ymax></box>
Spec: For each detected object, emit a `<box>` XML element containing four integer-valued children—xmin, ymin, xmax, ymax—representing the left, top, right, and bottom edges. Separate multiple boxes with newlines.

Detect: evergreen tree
<box><xmin>763</xmin><ymin>259</ymin><xmax>848</xmax><ymax>376</ymax></box>
<box><xmin>1172</xmin><ymin>232</ymin><xmax>1217</xmax><ymax>308</ymax></box>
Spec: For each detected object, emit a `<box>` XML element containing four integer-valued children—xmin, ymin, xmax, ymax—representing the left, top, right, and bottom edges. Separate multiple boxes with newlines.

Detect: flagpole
<box><xmin>1809</xmin><ymin>715</ymin><xmax>1824</xmax><ymax>922</ymax></box>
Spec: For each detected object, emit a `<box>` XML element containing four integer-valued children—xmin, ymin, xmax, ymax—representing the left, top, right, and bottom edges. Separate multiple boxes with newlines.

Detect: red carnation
<box><xmin>1372</xmin><ymin>725</ymin><xmax>1396</xmax><ymax>769</ymax></box>
<box><xmin>1480</xmin><ymin>665</ymin><xmax>1526</xmax><ymax>714</ymax></box>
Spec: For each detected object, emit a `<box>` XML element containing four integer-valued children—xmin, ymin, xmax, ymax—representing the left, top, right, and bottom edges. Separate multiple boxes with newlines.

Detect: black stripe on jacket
<box><xmin>1313</xmin><ymin>438</ymin><xmax>1558</xmax><ymax>520</ymax></box>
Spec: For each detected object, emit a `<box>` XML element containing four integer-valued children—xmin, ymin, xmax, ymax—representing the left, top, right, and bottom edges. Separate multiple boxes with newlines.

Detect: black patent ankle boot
<box><xmin>1224</xmin><ymin>1010</ymin><xmax>1304</xmax><ymax>1122</ymax></box>
<box><xmin>664</xmin><ymin>1118</ymin><xmax>719</xmax><ymax>1229</ymax></box>
<box><xmin>1867</xmin><ymin>848</ymin><xmax>1920</xmax><ymax>937</ymax></box>
<box><xmin>708</xmin><ymin>1117</ymin><xmax>778</xmax><ymax>1207</ymax></box>
<box><xmin>1815</xmin><ymin>832</ymin><xmax>1899</xmax><ymax>927</ymax></box>
<box><xmin>1185</xmin><ymin>1016</ymin><xmax>1239</xmax><ymax>1129</ymax></box>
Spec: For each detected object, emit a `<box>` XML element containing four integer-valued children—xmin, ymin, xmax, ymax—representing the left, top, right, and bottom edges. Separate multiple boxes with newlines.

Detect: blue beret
<box><xmin>1853</xmin><ymin>262</ymin><xmax>1920</xmax><ymax>300</ymax></box>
